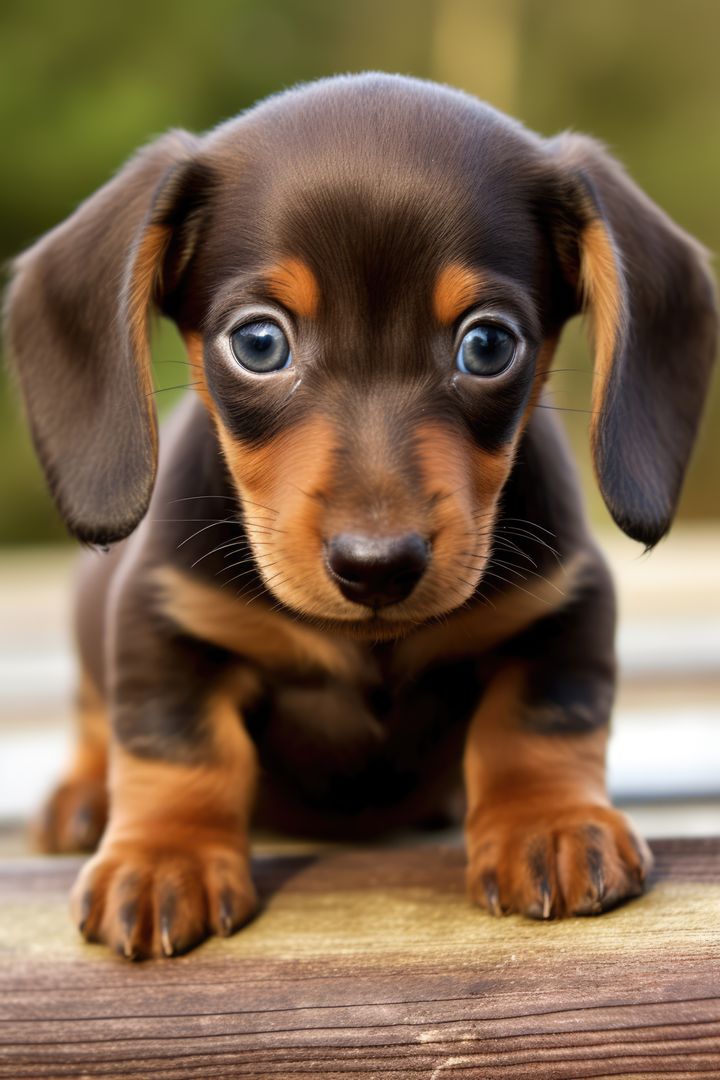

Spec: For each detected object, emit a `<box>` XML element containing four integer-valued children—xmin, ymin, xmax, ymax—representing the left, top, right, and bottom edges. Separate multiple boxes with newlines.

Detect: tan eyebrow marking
<box><xmin>433</xmin><ymin>263</ymin><xmax>486</xmax><ymax>325</ymax></box>
<box><xmin>263</xmin><ymin>257</ymin><xmax>320</xmax><ymax>318</ymax></box>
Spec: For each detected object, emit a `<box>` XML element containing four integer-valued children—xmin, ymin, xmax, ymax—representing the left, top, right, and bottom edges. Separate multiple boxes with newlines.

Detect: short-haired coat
<box><xmin>5</xmin><ymin>74</ymin><xmax>717</xmax><ymax>959</ymax></box>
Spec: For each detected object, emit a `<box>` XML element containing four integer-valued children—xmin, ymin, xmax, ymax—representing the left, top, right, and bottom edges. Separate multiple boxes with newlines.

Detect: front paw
<box><xmin>72</xmin><ymin>838</ymin><xmax>257</xmax><ymax>959</ymax></box>
<box><xmin>467</xmin><ymin>802</ymin><xmax>652</xmax><ymax>919</ymax></box>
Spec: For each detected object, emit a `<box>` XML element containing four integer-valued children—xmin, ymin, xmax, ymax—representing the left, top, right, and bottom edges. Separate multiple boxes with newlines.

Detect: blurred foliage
<box><xmin>1</xmin><ymin>0</ymin><xmax>718</xmax><ymax>544</ymax></box>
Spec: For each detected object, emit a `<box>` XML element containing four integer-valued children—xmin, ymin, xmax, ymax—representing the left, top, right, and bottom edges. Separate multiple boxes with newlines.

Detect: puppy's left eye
<box><xmin>456</xmin><ymin>323</ymin><xmax>516</xmax><ymax>377</ymax></box>
<box><xmin>230</xmin><ymin>320</ymin><xmax>292</xmax><ymax>373</ymax></box>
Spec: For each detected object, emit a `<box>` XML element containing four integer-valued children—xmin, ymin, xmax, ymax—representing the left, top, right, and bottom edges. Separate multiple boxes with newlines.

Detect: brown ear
<box><xmin>548</xmin><ymin>134</ymin><xmax>718</xmax><ymax>547</ymax></box>
<box><xmin>3</xmin><ymin>130</ymin><xmax>203</xmax><ymax>545</ymax></box>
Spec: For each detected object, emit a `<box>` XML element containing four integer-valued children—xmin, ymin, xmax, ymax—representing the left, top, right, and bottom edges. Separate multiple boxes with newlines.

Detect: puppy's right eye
<box><xmin>230</xmin><ymin>321</ymin><xmax>292</xmax><ymax>373</ymax></box>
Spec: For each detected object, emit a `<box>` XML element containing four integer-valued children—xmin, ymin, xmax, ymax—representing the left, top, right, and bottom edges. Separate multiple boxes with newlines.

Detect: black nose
<box><xmin>326</xmin><ymin>532</ymin><xmax>430</xmax><ymax>608</ymax></box>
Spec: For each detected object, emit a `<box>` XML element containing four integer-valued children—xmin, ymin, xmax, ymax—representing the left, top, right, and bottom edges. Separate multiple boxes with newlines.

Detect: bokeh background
<box><xmin>0</xmin><ymin>0</ymin><xmax>718</xmax><ymax>838</ymax></box>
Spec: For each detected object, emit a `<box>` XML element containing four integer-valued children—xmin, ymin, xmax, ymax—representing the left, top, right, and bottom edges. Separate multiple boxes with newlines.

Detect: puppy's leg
<box><xmin>72</xmin><ymin>684</ymin><xmax>258</xmax><ymax>959</ymax></box>
<box><xmin>68</xmin><ymin>565</ymin><xmax>260</xmax><ymax>960</ymax></box>
<box><xmin>34</xmin><ymin>670</ymin><xmax>109</xmax><ymax>853</ymax></box>
<box><xmin>465</xmin><ymin>556</ymin><xmax>652</xmax><ymax>918</ymax></box>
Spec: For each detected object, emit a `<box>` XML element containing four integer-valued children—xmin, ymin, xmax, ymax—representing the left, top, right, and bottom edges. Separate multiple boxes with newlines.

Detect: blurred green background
<box><xmin>1</xmin><ymin>0</ymin><xmax>718</xmax><ymax>545</ymax></box>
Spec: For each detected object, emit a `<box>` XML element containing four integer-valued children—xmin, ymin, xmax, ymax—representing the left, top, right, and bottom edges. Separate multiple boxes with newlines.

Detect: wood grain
<box><xmin>0</xmin><ymin>839</ymin><xmax>718</xmax><ymax>1078</ymax></box>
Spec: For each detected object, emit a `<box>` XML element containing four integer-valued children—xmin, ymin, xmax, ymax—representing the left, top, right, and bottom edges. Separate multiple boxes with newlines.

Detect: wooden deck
<box><xmin>1</xmin><ymin>839</ymin><xmax>719</xmax><ymax>1078</ymax></box>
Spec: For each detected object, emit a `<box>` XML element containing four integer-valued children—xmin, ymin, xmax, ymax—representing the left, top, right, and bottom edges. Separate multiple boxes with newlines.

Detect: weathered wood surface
<box><xmin>0</xmin><ymin>838</ymin><xmax>719</xmax><ymax>1079</ymax></box>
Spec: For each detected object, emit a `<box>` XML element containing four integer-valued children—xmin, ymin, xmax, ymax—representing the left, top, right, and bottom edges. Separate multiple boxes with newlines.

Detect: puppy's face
<box><xmin>6</xmin><ymin>75</ymin><xmax>716</xmax><ymax>616</ymax></box>
<box><xmin>177</xmin><ymin>84</ymin><xmax>568</xmax><ymax>634</ymax></box>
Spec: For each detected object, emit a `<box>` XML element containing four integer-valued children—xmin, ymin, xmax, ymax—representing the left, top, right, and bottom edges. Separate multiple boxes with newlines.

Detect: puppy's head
<box><xmin>6</xmin><ymin>75</ymin><xmax>716</xmax><ymax>635</ymax></box>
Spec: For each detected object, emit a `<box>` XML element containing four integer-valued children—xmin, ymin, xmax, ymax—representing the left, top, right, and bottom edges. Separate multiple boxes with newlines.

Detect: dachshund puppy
<box><xmin>5</xmin><ymin>74</ymin><xmax>716</xmax><ymax>959</ymax></box>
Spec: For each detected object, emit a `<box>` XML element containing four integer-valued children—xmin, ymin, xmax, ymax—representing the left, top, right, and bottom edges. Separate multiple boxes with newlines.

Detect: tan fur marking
<box><xmin>107</xmin><ymin>692</ymin><xmax>257</xmax><ymax>843</ymax></box>
<box><xmin>264</xmin><ymin>256</ymin><xmax>320</xmax><ymax>318</ymax></box>
<box><xmin>579</xmin><ymin>219</ymin><xmax>624</xmax><ymax>426</ymax></box>
<box><xmin>463</xmin><ymin>663</ymin><xmax>608</xmax><ymax>812</ymax></box>
<box><xmin>184</xmin><ymin>331</ymin><xmax>212</xmax><ymax>411</ymax></box>
<box><xmin>128</xmin><ymin>224</ymin><xmax>171</xmax><ymax>442</ymax></box>
<box><xmin>433</xmin><ymin>263</ymin><xmax>486</xmax><ymax>324</ymax></box>
<box><xmin>412</xmin><ymin>421</ymin><xmax>496</xmax><ymax>616</ymax></box>
<box><xmin>218</xmin><ymin>415</ymin><xmax>356</xmax><ymax>621</ymax></box>
<box><xmin>153</xmin><ymin>566</ymin><xmax>364</xmax><ymax>681</ymax></box>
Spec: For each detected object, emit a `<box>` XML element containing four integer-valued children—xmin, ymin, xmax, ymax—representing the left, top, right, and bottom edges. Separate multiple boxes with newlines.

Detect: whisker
<box><xmin>486</xmin><ymin>559</ymin><xmax>529</xmax><ymax>581</ymax></box>
<box><xmin>240</xmin><ymin>497</ymin><xmax>280</xmax><ymax>516</ymax></box>
<box><xmin>497</xmin><ymin>517</ymin><xmax>556</xmax><ymax>537</ymax></box>
<box><xmin>483</xmin><ymin>570</ymin><xmax>554</xmax><ymax>606</ymax></box>
<box><xmin>176</xmin><ymin>517</ymin><xmax>237</xmax><ymax>549</ymax></box>
<box><xmin>492</xmin><ymin>537</ymin><xmax>538</xmax><ymax>568</ymax></box>
<box><xmin>168</xmin><ymin>495</ymin><xmax>240</xmax><ymax>505</ymax></box>
<box><xmin>191</xmin><ymin>538</ymin><xmax>249</xmax><ymax>567</ymax></box>
<box><xmin>242</xmin><ymin>519</ymin><xmax>287</xmax><ymax>535</ymax></box>
<box><xmin>535</xmin><ymin>403</ymin><xmax>594</xmax><ymax>415</ymax></box>
<box><xmin>149</xmin><ymin>382</ymin><xmax>201</xmax><ymax>396</ymax></box>
<box><xmin>497</xmin><ymin>527</ymin><xmax>562</xmax><ymax>565</ymax></box>
<box><xmin>222</xmin><ymin>561</ymin><xmax>280</xmax><ymax>587</ymax></box>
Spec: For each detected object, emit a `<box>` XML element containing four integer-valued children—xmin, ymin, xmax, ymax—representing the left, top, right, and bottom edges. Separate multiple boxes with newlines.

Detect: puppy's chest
<box><xmin>243</xmin><ymin>650</ymin><xmax>485</xmax><ymax>808</ymax></box>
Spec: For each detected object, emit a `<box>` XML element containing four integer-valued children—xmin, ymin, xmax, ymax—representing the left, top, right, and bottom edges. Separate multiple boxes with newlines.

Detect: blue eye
<box><xmin>230</xmin><ymin>320</ymin><xmax>292</xmax><ymax>373</ymax></box>
<box><xmin>456</xmin><ymin>323</ymin><xmax>516</xmax><ymax>377</ymax></box>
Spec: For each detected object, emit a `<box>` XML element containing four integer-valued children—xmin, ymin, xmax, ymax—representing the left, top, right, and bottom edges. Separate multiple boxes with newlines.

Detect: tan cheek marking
<box><xmin>433</xmin><ymin>264</ymin><xmax>486</xmax><ymax>325</ymax></box>
<box><xmin>153</xmin><ymin>566</ymin><xmax>363</xmax><ymax>681</ymax></box>
<box><xmin>176</xmin><ymin>349</ymin><xmax>348</xmax><ymax>619</ymax></box>
<box><xmin>409</xmin><ymin>420</ymin><xmax>519</xmax><ymax>621</ymax></box>
<box><xmin>223</xmin><ymin>415</ymin><xmax>338</xmax><ymax>623</ymax></box>
<box><xmin>414</xmin><ymin>421</ymin><xmax>474</xmax><ymax>508</ymax></box>
<box><xmin>217</xmin><ymin>413</ymin><xmax>335</xmax><ymax>509</ymax></box>
<box><xmin>414</xmin><ymin>420</ymin><xmax>512</xmax><ymax>511</ymax></box>
<box><xmin>263</xmin><ymin>256</ymin><xmax>320</xmax><ymax>319</ymax></box>
<box><xmin>579</xmin><ymin>219</ymin><xmax>625</xmax><ymax>425</ymax></box>
<box><xmin>184</xmin><ymin>332</ymin><xmax>335</xmax><ymax>517</ymax></box>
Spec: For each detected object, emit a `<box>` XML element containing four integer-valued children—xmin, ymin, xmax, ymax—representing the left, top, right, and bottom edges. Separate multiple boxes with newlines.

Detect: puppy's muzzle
<box><xmin>325</xmin><ymin>532</ymin><xmax>430</xmax><ymax>608</ymax></box>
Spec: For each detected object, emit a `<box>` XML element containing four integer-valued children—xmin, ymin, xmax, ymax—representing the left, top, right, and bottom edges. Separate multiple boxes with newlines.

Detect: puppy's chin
<box><xmin>259</xmin><ymin>573</ymin><xmax>484</xmax><ymax>641</ymax></box>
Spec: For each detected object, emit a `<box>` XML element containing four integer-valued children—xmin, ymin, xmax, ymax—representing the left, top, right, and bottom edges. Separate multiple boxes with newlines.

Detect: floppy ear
<box><xmin>548</xmin><ymin>133</ymin><xmax>717</xmax><ymax>547</ymax></box>
<box><xmin>3</xmin><ymin>130</ymin><xmax>203</xmax><ymax>545</ymax></box>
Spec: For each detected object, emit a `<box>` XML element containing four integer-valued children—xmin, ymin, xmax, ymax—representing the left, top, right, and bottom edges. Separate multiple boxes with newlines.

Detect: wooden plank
<box><xmin>0</xmin><ymin>839</ymin><xmax>718</xmax><ymax>1078</ymax></box>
